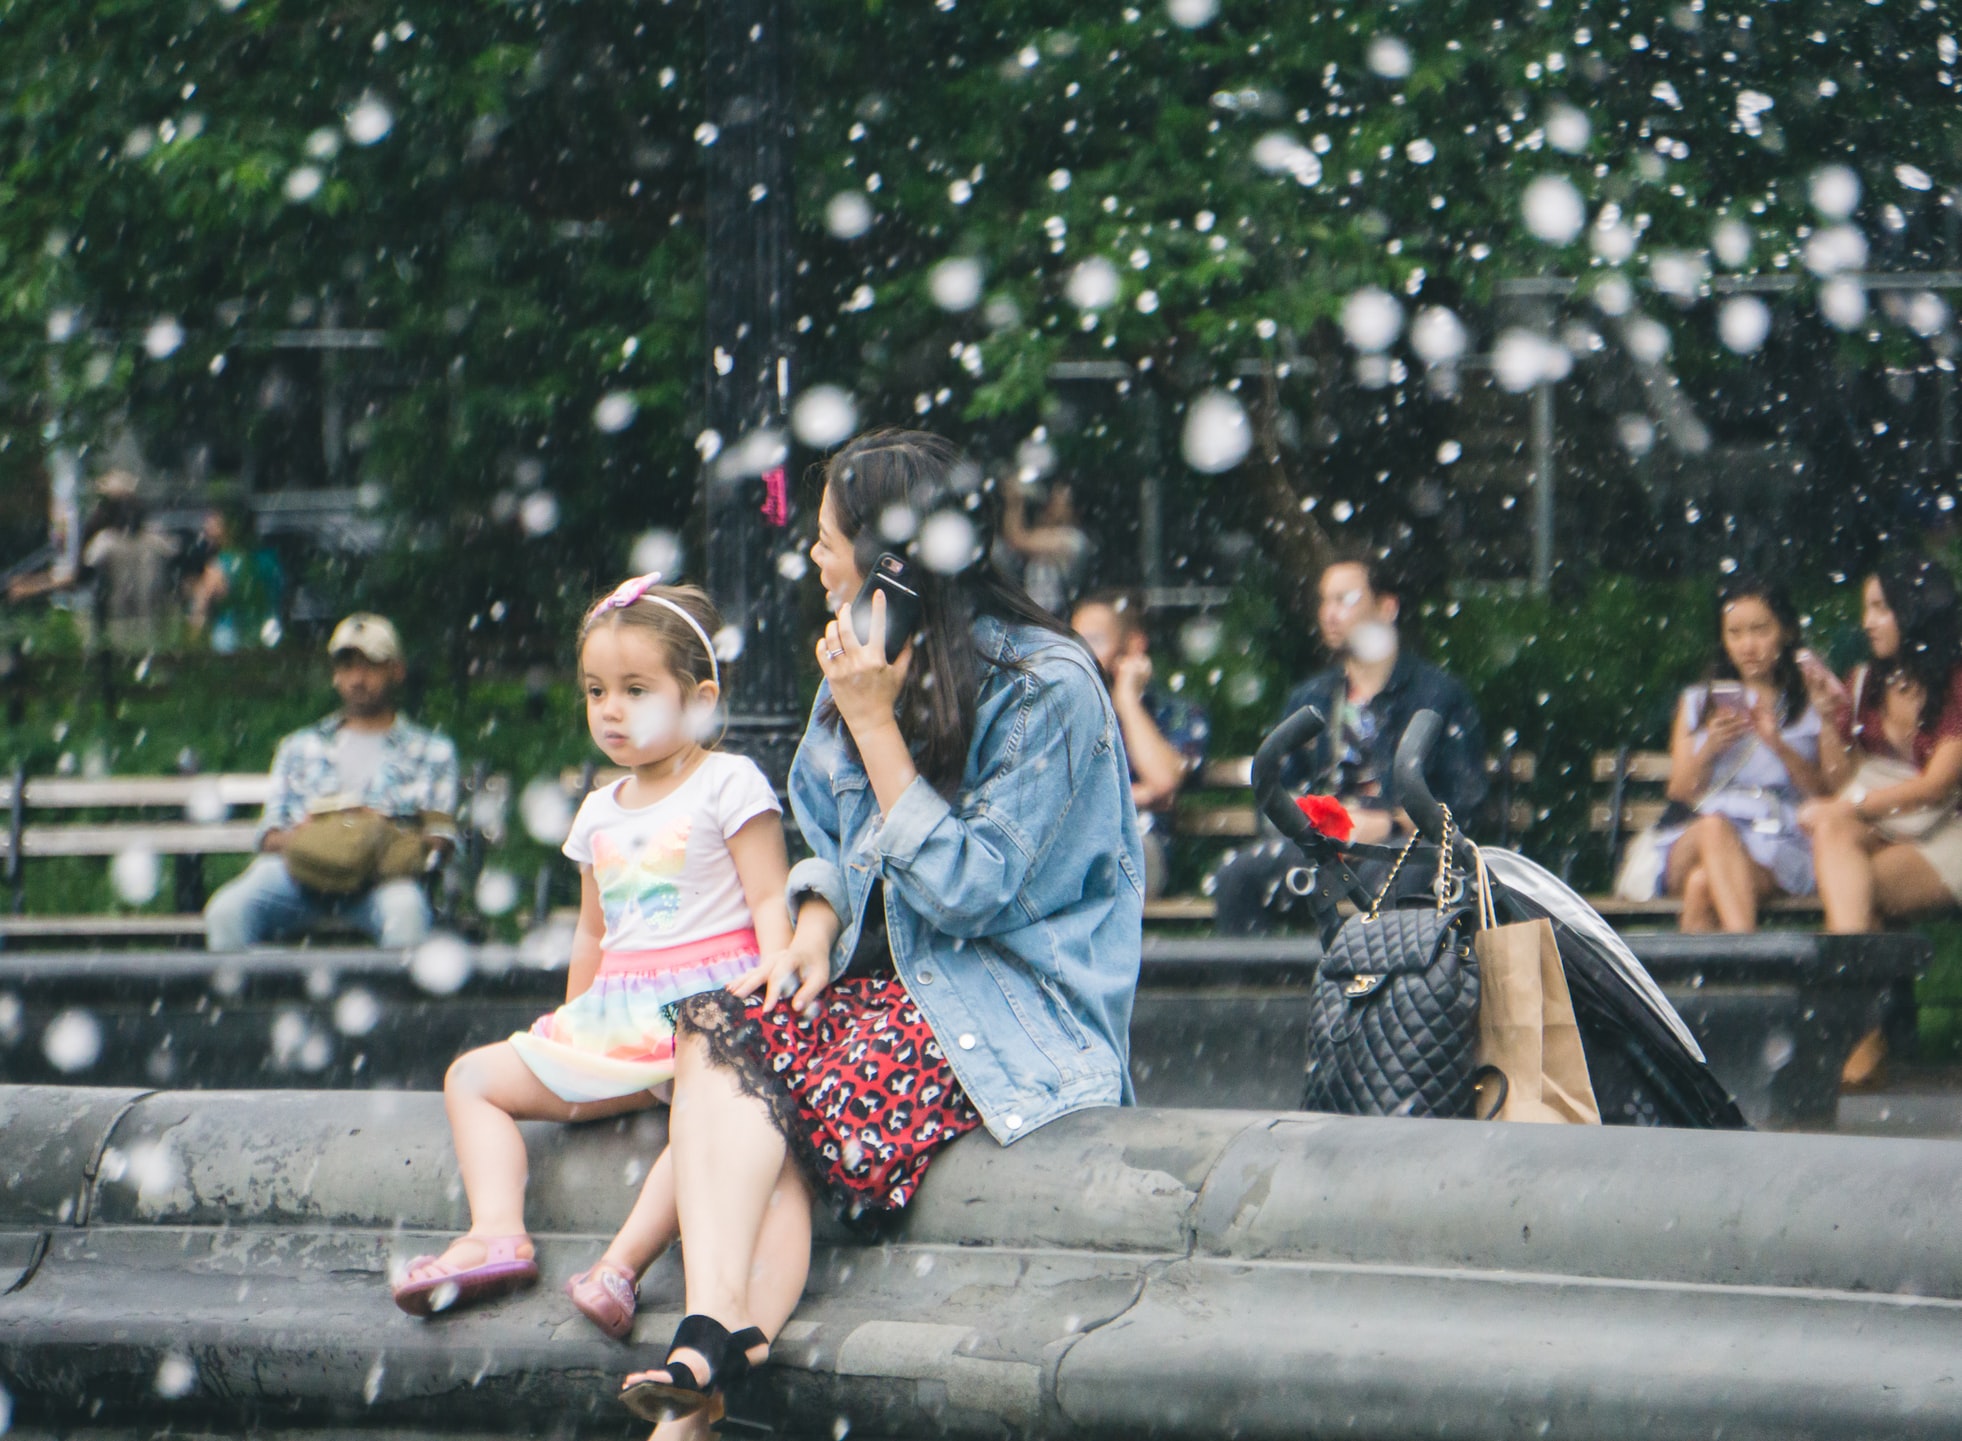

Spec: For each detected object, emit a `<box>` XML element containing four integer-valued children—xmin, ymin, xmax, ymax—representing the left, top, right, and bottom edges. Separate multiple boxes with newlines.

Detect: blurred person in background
<box><xmin>1801</xmin><ymin>555</ymin><xmax>1962</xmax><ymax>1087</ymax></box>
<box><xmin>79</xmin><ymin>471</ymin><xmax>180</xmax><ymax>655</ymax></box>
<box><xmin>1071</xmin><ymin>590</ymin><xmax>1210</xmax><ymax>897</ymax></box>
<box><xmin>999</xmin><ymin>473</ymin><xmax>1091</xmax><ymax>615</ymax></box>
<box><xmin>186</xmin><ymin>505</ymin><xmax>286</xmax><ymax>652</ymax></box>
<box><xmin>1648</xmin><ymin>576</ymin><xmax>1825</xmax><ymax>933</ymax></box>
<box><xmin>1209</xmin><ymin>554</ymin><xmax>1486</xmax><ymax>935</ymax></box>
<box><xmin>204</xmin><ymin>613</ymin><xmax>458</xmax><ymax>950</ymax></box>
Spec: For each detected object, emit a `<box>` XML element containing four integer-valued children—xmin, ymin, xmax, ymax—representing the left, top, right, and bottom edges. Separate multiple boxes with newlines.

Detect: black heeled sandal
<box><xmin>619</xmin><ymin>1313</ymin><xmax>769</xmax><ymax>1424</ymax></box>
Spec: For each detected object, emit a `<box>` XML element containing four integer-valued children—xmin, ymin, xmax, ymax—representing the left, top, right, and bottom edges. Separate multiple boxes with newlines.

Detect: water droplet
<box><xmin>518</xmin><ymin>492</ymin><xmax>559</xmax><ymax>537</ymax></box>
<box><xmin>334</xmin><ymin>988</ymin><xmax>383</xmax><ymax>1037</ymax></box>
<box><xmin>1896</xmin><ymin>163</ymin><xmax>1934</xmax><ymax>193</ymax></box>
<box><xmin>918</xmin><ymin>511</ymin><xmax>979</xmax><ymax>574</ymax></box>
<box><xmin>155</xmin><ymin>1353</ymin><xmax>197</xmax><ymax>1399</ymax></box>
<box><xmin>283</xmin><ymin>166</ymin><xmax>322</xmax><ymax>202</ymax></box>
<box><xmin>792</xmin><ymin>385</ymin><xmax>859</xmax><ymax>446</ymax></box>
<box><xmin>144</xmin><ymin>318</ymin><xmax>185</xmax><ymax>359</ymax></box>
<box><xmin>1819</xmin><ymin>277</ymin><xmax>1868</xmax><ymax>330</ymax></box>
<box><xmin>1065</xmin><ymin>257</ymin><xmax>1121</xmax><ymax>311</ymax></box>
<box><xmin>1165</xmin><ymin>0</ymin><xmax>1217</xmax><ymax>27</ymax></box>
<box><xmin>1804</xmin><ymin>224</ymin><xmax>1868</xmax><ymax>276</ymax></box>
<box><xmin>305</xmin><ymin>126</ymin><xmax>341</xmax><ymax>159</ymax></box>
<box><xmin>43</xmin><ymin>1010</ymin><xmax>102</xmax><ymax>1073</ymax></box>
<box><xmin>928</xmin><ymin>257</ymin><xmax>984</xmax><ymax>312</ymax></box>
<box><xmin>1437</xmin><ymin>439</ymin><xmax>1463</xmax><ymax>464</ymax></box>
<box><xmin>825</xmin><ymin>191</ymin><xmax>874</xmax><ymax>239</ymax></box>
<box><xmin>1340</xmin><ymin>288</ymin><xmax>1403</xmax><ymax>353</ymax></box>
<box><xmin>474</xmin><ymin>869</ymin><xmax>519</xmax><ymax>918</ymax></box>
<box><xmin>410</xmin><ymin>934</ymin><xmax>472</xmax><ymax>995</ymax></box>
<box><xmin>1621</xmin><ymin>316</ymin><xmax>1672</xmax><ymax>365</ymax></box>
<box><xmin>1522</xmin><ymin>175</ymin><xmax>1586</xmax><ymax>245</ymax></box>
<box><xmin>1545</xmin><ymin>104</ymin><xmax>1591</xmax><ymax>154</ymax></box>
<box><xmin>1809</xmin><ymin>164</ymin><xmax>1861</xmax><ymax>220</ymax></box>
<box><xmin>519</xmin><ymin>777</ymin><xmax>574</xmax><ymax>845</ymax></box>
<box><xmin>110</xmin><ymin>847</ymin><xmax>161</xmax><ymax>905</ymax></box>
<box><xmin>344</xmin><ymin>95</ymin><xmax>394</xmax><ymax>146</ymax></box>
<box><xmin>1409</xmin><ymin>306</ymin><xmax>1467</xmax><ymax>364</ymax></box>
<box><xmin>1366</xmin><ymin>36</ymin><xmax>1413</xmax><ymax>79</ymax></box>
<box><xmin>593</xmin><ymin>392</ymin><xmax>638</xmax><ymax>434</ymax></box>
<box><xmin>1180</xmin><ymin>391</ymin><xmax>1252</xmax><ymax>473</ymax></box>
<box><xmin>1718</xmin><ymin>295</ymin><xmax>1772</xmax><ymax>354</ymax></box>
<box><xmin>630</xmin><ymin>529</ymin><xmax>684</xmax><ymax>579</ymax></box>
<box><xmin>1711</xmin><ymin>218</ymin><xmax>1753</xmax><ymax>269</ymax></box>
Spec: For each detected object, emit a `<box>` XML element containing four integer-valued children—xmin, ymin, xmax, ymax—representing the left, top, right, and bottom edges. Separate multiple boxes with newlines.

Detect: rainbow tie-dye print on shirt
<box><xmin>590</xmin><ymin>817</ymin><xmax>691</xmax><ymax>939</ymax></box>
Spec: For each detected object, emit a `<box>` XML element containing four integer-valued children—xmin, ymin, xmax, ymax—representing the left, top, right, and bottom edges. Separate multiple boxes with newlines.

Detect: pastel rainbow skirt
<box><xmin>509</xmin><ymin>928</ymin><xmax>760</xmax><ymax>1103</ymax></box>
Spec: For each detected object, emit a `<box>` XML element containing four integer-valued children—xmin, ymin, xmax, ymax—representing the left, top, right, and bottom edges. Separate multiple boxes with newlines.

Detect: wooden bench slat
<box><xmin>1592</xmin><ymin>750</ymin><xmax>1672</xmax><ymax>785</ymax></box>
<box><xmin>1590</xmin><ymin>799</ymin><xmax>1674</xmax><ymax>833</ymax></box>
<box><xmin>7</xmin><ymin>821</ymin><xmax>262</xmax><ymax>859</ymax></box>
<box><xmin>1142</xmin><ymin>897</ymin><xmax>1217</xmax><ymax>922</ymax></box>
<box><xmin>0</xmin><ymin>914</ymin><xmax>209</xmax><ymax>937</ymax></box>
<box><xmin>1195</xmin><ymin>757</ymin><xmax>1253</xmax><ymax>788</ymax></box>
<box><xmin>1173</xmin><ymin>807</ymin><xmax>1258</xmax><ymax>839</ymax></box>
<box><xmin>0</xmin><ymin>775</ymin><xmax>273</xmax><ymax>809</ymax></box>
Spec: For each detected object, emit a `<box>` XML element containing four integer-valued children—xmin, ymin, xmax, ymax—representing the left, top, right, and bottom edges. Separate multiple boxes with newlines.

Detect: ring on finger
<box><xmin>826</xmin><ymin>647</ymin><xmax>845</xmax><ymax>659</ymax></box>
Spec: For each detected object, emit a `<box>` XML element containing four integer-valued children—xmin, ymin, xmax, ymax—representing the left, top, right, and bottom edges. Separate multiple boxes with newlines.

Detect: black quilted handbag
<box><xmin>1301</xmin><ymin>824</ymin><xmax>1482</xmax><ymax>1119</ymax></box>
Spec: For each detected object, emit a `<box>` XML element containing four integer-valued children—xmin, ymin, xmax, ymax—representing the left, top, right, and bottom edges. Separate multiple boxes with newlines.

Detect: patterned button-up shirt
<box><xmin>259</xmin><ymin>713</ymin><xmax>460</xmax><ymax>843</ymax></box>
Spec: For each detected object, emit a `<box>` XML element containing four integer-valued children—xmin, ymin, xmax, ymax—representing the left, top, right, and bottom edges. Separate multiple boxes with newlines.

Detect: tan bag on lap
<box><xmin>1470</xmin><ymin>849</ymin><xmax>1602</xmax><ymax>1125</ymax></box>
<box><xmin>283</xmin><ymin>807</ymin><xmax>425</xmax><ymax>894</ymax></box>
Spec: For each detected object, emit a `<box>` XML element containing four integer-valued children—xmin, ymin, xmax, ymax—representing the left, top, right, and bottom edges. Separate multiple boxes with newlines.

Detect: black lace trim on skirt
<box><xmin>672</xmin><ymin>990</ymin><xmax>903</xmax><ymax>1235</ymax></box>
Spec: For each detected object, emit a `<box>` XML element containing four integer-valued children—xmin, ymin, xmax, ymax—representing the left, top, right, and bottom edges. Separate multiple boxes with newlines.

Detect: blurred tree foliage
<box><xmin>1</xmin><ymin>0</ymin><xmax>1957</xmax><ymax>682</ymax></box>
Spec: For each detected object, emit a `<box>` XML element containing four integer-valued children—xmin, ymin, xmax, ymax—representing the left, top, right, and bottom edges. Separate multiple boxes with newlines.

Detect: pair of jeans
<box><xmin>203</xmin><ymin>853</ymin><xmax>431</xmax><ymax>950</ymax></box>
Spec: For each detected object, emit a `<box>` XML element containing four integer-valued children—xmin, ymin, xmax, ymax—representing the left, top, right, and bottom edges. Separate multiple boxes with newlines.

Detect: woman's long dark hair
<box><xmin>816</xmin><ymin>429</ymin><xmax>1080</xmax><ymax>796</ymax></box>
<box><xmin>1870</xmin><ymin>554</ymin><xmax>1962</xmax><ymax>730</ymax></box>
<box><xmin>1710</xmin><ymin>575</ymin><xmax>1807</xmax><ymax>726</ymax></box>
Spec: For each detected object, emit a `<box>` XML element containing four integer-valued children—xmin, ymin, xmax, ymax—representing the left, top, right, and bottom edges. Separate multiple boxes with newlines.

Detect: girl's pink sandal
<box><xmin>391</xmin><ymin>1234</ymin><xmax>539</xmax><ymax>1317</ymax></box>
<box><xmin>565</xmin><ymin>1258</ymin><xmax>639</xmax><ymax>1340</ymax></box>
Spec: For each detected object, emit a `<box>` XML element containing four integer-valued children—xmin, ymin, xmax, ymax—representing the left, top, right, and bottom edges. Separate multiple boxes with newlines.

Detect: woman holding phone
<box><xmin>614</xmin><ymin>429</ymin><xmax>1144</xmax><ymax>1435</ymax></box>
<box><xmin>1799</xmin><ymin>556</ymin><xmax>1962</xmax><ymax>1086</ymax></box>
<box><xmin>1655</xmin><ymin>577</ymin><xmax>1825</xmax><ymax>932</ymax></box>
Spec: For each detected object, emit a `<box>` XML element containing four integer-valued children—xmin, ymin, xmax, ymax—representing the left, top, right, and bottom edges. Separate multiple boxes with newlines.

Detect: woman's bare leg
<box><xmin>628</xmin><ymin>1028</ymin><xmax>809</xmax><ymax>1387</ymax></box>
<box><xmin>1679</xmin><ymin>866</ymin><xmax>1716</xmax><ymax>933</ymax></box>
<box><xmin>1691</xmin><ymin>816</ymin><xmax>1774</xmax><ymax>933</ymax></box>
<box><xmin>1811</xmin><ymin>811</ymin><xmax>1881</xmax><ymax>933</ymax></box>
<box><xmin>1871</xmin><ymin>845</ymin><xmax>1956</xmax><ymax>920</ymax></box>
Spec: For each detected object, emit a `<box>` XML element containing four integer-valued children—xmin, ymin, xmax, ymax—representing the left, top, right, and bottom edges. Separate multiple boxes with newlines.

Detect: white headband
<box><xmin>589</xmin><ymin>575</ymin><xmax>721</xmax><ymax>689</ymax></box>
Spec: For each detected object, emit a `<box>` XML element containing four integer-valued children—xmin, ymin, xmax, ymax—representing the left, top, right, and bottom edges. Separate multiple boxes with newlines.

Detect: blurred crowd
<box><xmin>5</xmin><ymin>470</ymin><xmax>285</xmax><ymax>656</ymax></box>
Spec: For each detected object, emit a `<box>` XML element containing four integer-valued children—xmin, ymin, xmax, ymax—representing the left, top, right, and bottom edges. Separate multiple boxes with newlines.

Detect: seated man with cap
<box><xmin>204</xmin><ymin>613</ymin><xmax>460</xmax><ymax>950</ymax></box>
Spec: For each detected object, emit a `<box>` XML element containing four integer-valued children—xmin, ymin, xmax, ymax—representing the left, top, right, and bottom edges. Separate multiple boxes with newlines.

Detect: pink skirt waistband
<box><xmin>598</xmin><ymin>928</ymin><xmax>760</xmax><ymax>975</ymax></box>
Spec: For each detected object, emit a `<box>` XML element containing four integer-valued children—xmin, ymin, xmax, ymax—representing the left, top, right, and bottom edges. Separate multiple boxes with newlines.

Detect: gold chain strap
<box><xmin>1363</xmin><ymin>803</ymin><xmax>1457</xmax><ymax>922</ymax></box>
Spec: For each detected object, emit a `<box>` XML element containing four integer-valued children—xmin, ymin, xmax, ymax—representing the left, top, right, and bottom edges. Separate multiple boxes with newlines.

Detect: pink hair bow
<box><xmin>590</xmin><ymin>573</ymin><xmax>661</xmax><ymax>619</ymax></box>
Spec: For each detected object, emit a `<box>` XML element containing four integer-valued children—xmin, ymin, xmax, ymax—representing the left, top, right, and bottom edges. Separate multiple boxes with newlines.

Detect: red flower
<box><xmin>1295</xmin><ymin>794</ymin><xmax>1354</xmax><ymax>842</ymax></box>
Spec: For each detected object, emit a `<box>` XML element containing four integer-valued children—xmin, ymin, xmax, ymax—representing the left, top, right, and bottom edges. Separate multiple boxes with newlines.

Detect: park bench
<box><xmin>1141</xmin><ymin>746</ymin><xmax>1537</xmax><ymax>925</ymax></box>
<box><xmin>0</xmin><ymin>763</ymin><xmax>495</xmax><ymax>946</ymax></box>
<box><xmin>2</xmin><ymin>1085</ymin><xmax>1956</xmax><ymax>1441</ymax></box>
<box><xmin>1589</xmin><ymin>747</ymin><xmax>1826</xmax><ymax>921</ymax></box>
<box><xmin>0</xmin><ymin>769</ymin><xmax>269</xmax><ymax>943</ymax></box>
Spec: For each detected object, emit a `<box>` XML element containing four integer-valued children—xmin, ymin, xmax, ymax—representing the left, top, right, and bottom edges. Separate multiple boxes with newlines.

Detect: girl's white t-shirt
<box><xmin>562</xmin><ymin>752</ymin><xmax>781</xmax><ymax>953</ymax></box>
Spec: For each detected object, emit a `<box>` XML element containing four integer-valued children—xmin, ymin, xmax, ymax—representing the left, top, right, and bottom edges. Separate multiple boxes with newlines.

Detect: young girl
<box><xmin>391</xmin><ymin>577</ymin><xmax>791</xmax><ymax>1335</ymax></box>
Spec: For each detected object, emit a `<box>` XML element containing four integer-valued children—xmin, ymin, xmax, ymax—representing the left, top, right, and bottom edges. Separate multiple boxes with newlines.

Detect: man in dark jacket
<box><xmin>1210</xmin><ymin>555</ymin><xmax>1487</xmax><ymax>935</ymax></box>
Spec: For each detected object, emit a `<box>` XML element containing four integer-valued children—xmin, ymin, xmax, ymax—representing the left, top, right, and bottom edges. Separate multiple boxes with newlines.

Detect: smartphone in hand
<box><xmin>850</xmin><ymin>552</ymin><xmax>923</xmax><ymax>664</ymax></box>
<box><xmin>1707</xmin><ymin>680</ymin><xmax>1746</xmax><ymax>717</ymax></box>
<box><xmin>1796</xmin><ymin>648</ymin><xmax>1850</xmax><ymax>707</ymax></box>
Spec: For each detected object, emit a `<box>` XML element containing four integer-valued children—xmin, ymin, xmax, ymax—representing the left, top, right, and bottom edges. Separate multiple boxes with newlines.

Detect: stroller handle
<box><xmin>1393</xmin><ymin>708</ymin><xmax>1478</xmax><ymax>867</ymax></box>
<box><xmin>1250</xmin><ymin>704</ymin><xmax>1327</xmax><ymax>847</ymax></box>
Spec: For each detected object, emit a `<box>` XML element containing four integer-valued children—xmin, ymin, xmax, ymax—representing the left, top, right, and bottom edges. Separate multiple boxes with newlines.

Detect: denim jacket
<box><xmin>784</xmin><ymin>615</ymin><xmax>1145</xmax><ymax>1145</ymax></box>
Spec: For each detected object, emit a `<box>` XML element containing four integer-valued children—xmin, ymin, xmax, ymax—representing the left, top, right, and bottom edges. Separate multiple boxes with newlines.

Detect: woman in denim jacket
<box><xmin>617</xmin><ymin>430</ymin><xmax>1144</xmax><ymax>1433</ymax></box>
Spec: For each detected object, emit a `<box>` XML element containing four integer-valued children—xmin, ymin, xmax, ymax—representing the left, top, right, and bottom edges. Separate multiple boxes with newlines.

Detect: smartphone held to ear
<box><xmin>850</xmin><ymin>552</ymin><xmax>923</xmax><ymax>664</ymax></box>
